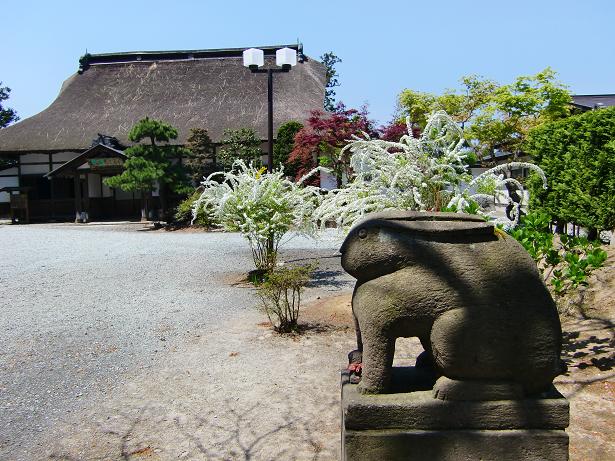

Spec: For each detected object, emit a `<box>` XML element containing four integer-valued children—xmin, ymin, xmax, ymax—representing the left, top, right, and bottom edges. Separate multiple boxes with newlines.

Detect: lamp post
<box><xmin>243</xmin><ymin>47</ymin><xmax>297</xmax><ymax>172</ymax></box>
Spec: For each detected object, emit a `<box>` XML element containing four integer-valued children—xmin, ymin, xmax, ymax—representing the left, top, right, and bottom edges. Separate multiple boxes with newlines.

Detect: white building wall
<box><xmin>21</xmin><ymin>164</ymin><xmax>50</xmax><ymax>175</ymax></box>
<box><xmin>0</xmin><ymin>167</ymin><xmax>18</xmax><ymax>176</ymax></box>
<box><xmin>20</xmin><ymin>153</ymin><xmax>49</xmax><ymax>163</ymax></box>
<box><xmin>102</xmin><ymin>180</ymin><xmax>113</xmax><ymax>198</ymax></box>
<box><xmin>88</xmin><ymin>174</ymin><xmax>102</xmax><ymax>198</ymax></box>
<box><xmin>0</xmin><ymin>176</ymin><xmax>19</xmax><ymax>203</ymax></box>
<box><xmin>52</xmin><ymin>152</ymin><xmax>80</xmax><ymax>162</ymax></box>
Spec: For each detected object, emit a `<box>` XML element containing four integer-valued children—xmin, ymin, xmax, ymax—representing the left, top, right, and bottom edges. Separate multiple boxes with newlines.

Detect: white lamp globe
<box><xmin>243</xmin><ymin>48</ymin><xmax>264</xmax><ymax>68</ymax></box>
<box><xmin>276</xmin><ymin>47</ymin><xmax>297</xmax><ymax>67</ymax></box>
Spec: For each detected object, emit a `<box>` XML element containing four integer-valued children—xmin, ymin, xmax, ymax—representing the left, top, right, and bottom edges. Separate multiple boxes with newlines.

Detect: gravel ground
<box><xmin>0</xmin><ymin>223</ymin><xmax>354</xmax><ymax>460</ymax></box>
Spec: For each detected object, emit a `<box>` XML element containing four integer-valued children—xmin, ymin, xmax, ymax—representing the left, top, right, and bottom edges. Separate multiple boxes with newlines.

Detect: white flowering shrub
<box><xmin>467</xmin><ymin>162</ymin><xmax>547</xmax><ymax>227</ymax></box>
<box><xmin>313</xmin><ymin>111</ymin><xmax>547</xmax><ymax>231</ymax></box>
<box><xmin>192</xmin><ymin>161</ymin><xmax>321</xmax><ymax>271</ymax></box>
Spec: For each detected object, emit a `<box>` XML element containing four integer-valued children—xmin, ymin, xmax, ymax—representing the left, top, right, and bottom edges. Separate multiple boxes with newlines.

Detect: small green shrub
<box><xmin>174</xmin><ymin>190</ymin><xmax>215</xmax><ymax>227</ymax></box>
<box><xmin>508</xmin><ymin>212</ymin><xmax>608</xmax><ymax>305</ymax></box>
<box><xmin>256</xmin><ymin>264</ymin><xmax>315</xmax><ymax>333</ymax></box>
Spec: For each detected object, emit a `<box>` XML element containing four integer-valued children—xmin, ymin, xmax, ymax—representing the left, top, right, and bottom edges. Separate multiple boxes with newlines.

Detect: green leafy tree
<box><xmin>525</xmin><ymin>106</ymin><xmax>615</xmax><ymax>237</ymax></box>
<box><xmin>397</xmin><ymin>89</ymin><xmax>437</xmax><ymax>129</ymax></box>
<box><xmin>273</xmin><ymin>120</ymin><xmax>303</xmax><ymax>175</ymax></box>
<box><xmin>0</xmin><ymin>82</ymin><xmax>19</xmax><ymax>170</ymax></box>
<box><xmin>397</xmin><ymin>68</ymin><xmax>571</xmax><ymax>161</ymax></box>
<box><xmin>0</xmin><ymin>82</ymin><xmax>19</xmax><ymax>128</ymax></box>
<box><xmin>104</xmin><ymin>117</ymin><xmax>190</xmax><ymax>219</ymax></box>
<box><xmin>217</xmin><ymin>128</ymin><xmax>263</xmax><ymax>169</ymax></box>
<box><xmin>185</xmin><ymin>128</ymin><xmax>215</xmax><ymax>183</ymax></box>
<box><xmin>469</xmin><ymin>68</ymin><xmax>570</xmax><ymax>161</ymax></box>
<box><xmin>320</xmin><ymin>52</ymin><xmax>342</xmax><ymax>112</ymax></box>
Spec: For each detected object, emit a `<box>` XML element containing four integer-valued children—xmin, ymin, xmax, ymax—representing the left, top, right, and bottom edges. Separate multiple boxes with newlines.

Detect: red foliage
<box><xmin>289</xmin><ymin>103</ymin><xmax>376</xmax><ymax>184</ymax></box>
<box><xmin>379</xmin><ymin>120</ymin><xmax>408</xmax><ymax>142</ymax></box>
<box><xmin>378</xmin><ymin>120</ymin><xmax>421</xmax><ymax>142</ymax></box>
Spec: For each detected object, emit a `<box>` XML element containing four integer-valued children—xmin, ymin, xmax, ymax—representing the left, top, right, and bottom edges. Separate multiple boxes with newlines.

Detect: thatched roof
<box><xmin>0</xmin><ymin>45</ymin><xmax>326</xmax><ymax>153</ymax></box>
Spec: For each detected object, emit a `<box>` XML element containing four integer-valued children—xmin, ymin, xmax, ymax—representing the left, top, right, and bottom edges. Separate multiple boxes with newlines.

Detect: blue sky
<box><xmin>2</xmin><ymin>0</ymin><xmax>614</xmax><ymax>126</ymax></box>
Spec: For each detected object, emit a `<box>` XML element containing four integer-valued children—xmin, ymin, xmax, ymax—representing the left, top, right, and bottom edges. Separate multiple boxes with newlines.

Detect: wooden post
<box><xmin>9</xmin><ymin>192</ymin><xmax>15</xmax><ymax>224</ymax></box>
<box><xmin>24</xmin><ymin>192</ymin><xmax>30</xmax><ymax>223</ymax></box>
<box><xmin>112</xmin><ymin>183</ymin><xmax>117</xmax><ymax>218</ymax></box>
<box><xmin>84</xmin><ymin>173</ymin><xmax>90</xmax><ymax>222</ymax></box>
<box><xmin>140</xmin><ymin>191</ymin><xmax>145</xmax><ymax>221</ymax></box>
<box><xmin>49</xmin><ymin>153</ymin><xmax>55</xmax><ymax>220</ymax></box>
<box><xmin>74</xmin><ymin>173</ymin><xmax>82</xmax><ymax>223</ymax></box>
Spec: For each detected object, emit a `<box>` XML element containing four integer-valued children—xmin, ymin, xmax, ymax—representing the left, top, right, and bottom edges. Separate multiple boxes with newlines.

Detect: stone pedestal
<box><xmin>341</xmin><ymin>369</ymin><xmax>569</xmax><ymax>461</ymax></box>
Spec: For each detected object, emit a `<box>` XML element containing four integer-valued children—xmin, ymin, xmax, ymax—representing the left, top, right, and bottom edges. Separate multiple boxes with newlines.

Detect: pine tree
<box><xmin>185</xmin><ymin>128</ymin><xmax>215</xmax><ymax>184</ymax></box>
<box><xmin>273</xmin><ymin>121</ymin><xmax>303</xmax><ymax>175</ymax></box>
<box><xmin>104</xmin><ymin>117</ymin><xmax>190</xmax><ymax>220</ymax></box>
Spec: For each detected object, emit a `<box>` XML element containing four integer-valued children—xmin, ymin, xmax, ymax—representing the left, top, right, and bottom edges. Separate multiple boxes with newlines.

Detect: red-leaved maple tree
<box><xmin>288</xmin><ymin>103</ymin><xmax>376</xmax><ymax>187</ymax></box>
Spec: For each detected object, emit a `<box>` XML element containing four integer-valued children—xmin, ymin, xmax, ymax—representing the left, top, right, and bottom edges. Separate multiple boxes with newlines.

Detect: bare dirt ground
<box><xmin>42</xmin><ymin>290</ymin><xmax>614</xmax><ymax>461</ymax></box>
<box><xmin>42</xmin><ymin>313</ymin><xmax>358</xmax><ymax>461</ymax></box>
<box><xmin>554</xmin><ymin>245</ymin><xmax>615</xmax><ymax>461</ymax></box>
<box><xmin>37</xmin><ymin>294</ymin><xmax>426</xmax><ymax>461</ymax></box>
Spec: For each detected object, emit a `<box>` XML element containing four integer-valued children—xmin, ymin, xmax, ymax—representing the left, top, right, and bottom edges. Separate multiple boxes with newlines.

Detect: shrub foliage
<box><xmin>273</xmin><ymin>120</ymin><xmax>303</xmax><ymax>175</ymax></box>
<box><xmin>174</xmin><ymin>190</ymin><xmax>215</xmax><ymax>227</ymax></box>
<box><xmin>185</xmin><ymin>128</ymin><xmax>215</xmax><ymax>183</ymax></box>
<box><xmin>508</xmin><ymin>212</ymin><xmax>607</xmax><ymax>302</ymax></box>
<box><xmin>256</xmin><ymin>264</ymin><xmax>314</xmax><ymax>333</ymax></box>
<box><xmin>192</xmin><ymin>162</ymin><xmax>320</xmax><ymax>271</ymax></box>
<box><xmin>218</xmin><ymin>128</ymin><xmax>263</xmax><ymax>169</ymax></box>
<box><xmin>525</xmin><ymin>107</ymin><xmax>615</xmax><ymax>233</ymax></box>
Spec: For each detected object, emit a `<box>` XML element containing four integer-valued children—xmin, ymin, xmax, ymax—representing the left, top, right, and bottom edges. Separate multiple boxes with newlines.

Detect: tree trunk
<box><xmin>140</xmin><ymin>191</ymin><xmax>150</xmax><ymax>222</ymax></box>
<box><xmin>159</xmin><ymin>182</ymin><xmax>167</xmax><ymax>221</ymax></box>
<box><xmin>266</xmin><ymin>233</ymin><xmax>276</xmax><ymax>271</ymax></box>
<box><xmin>587</xmin><ymin>228</ymin><xmax>598</xmax><ymax>241</ymax></box>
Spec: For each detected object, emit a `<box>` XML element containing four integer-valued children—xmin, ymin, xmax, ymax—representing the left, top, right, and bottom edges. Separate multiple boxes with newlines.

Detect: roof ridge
<box><xmin>90</xmin><ymin>44</ymin><xmax>300</xmax><ymax>58</ymax></box>
<box><xmin>79</xmin><ymin>44</ymin><xmax>305</xmax><ymax>72</ymax></box>
<box><xmin>572</xmin><ymin>93</ymin><xmax>615</xmax><ymax>97</ymax></box>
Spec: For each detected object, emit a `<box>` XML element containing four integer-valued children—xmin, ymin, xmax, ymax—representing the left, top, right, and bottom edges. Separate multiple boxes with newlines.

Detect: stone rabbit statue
<box><xmin>340</xmin><ymin>211</ymin><xmax>564</xmax><ymax>398</ymax></box>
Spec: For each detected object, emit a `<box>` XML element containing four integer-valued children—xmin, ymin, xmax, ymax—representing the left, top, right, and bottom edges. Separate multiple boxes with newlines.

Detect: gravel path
<box><xmin>0</xmin><ymin>224</ymin><xmax>352</xmax><ymax>460</ymax></box>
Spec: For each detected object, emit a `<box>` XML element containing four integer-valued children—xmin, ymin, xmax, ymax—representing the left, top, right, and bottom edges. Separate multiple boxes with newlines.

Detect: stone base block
<box><xmin>341</xmin><ymin>369</ymin><xmax>569</xmax><ymax>461</ymax></box>
<box><xmin>344</xmin><ymin>428</ymin><xmax>569</xmax><ymax>461</ymax></box>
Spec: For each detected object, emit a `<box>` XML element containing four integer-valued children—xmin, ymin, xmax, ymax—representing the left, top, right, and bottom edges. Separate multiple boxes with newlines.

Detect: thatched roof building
<box><xmin>0</xmin><ymin>44</ymin><xmax>326</xmax><ymax>222</ymax></box>
<box><xmin>0</xmin><ymin>44</ymin><xmax>326</xmax><ymax>152</ymax></box>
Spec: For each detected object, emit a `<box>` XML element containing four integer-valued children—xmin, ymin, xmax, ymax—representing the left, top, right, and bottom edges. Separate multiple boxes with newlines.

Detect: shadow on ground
<box><xmin>307</xmin><ymin>269</ymin><xmax>353</xmax><ymax>290</ymax></box>
<box><xmin>560</xmin><ymin>316</ymin><xmax>615</xmax><ymax>386</ymax></box>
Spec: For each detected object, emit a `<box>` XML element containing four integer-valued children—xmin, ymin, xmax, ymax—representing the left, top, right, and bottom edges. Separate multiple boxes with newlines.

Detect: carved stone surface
<box><xmin>341</xmin><ymin>370</ymin><xmax>570</xmax><ymax>461</ymax></box>
<box><xmin>341</xmin><ymin>370</ymin><xmax>569</xmax><ymax>432</ymax></box>
<box><xmin>340</xmin><ymin>211</ymin><xmax>564</xmax><ymax>396</ymax></box>
<box><xmin>339</xmin><ymin>211</ymin><xmax>569</xmax><ymax>460</ymax></box>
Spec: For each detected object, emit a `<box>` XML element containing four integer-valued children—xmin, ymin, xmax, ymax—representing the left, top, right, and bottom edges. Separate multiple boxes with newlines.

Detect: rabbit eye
<box><xmin>358</xmin><ymin>228</ymin><xmax>367</xmax><ymax>239</ymax></box>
